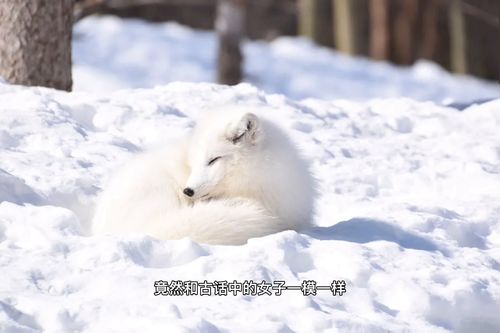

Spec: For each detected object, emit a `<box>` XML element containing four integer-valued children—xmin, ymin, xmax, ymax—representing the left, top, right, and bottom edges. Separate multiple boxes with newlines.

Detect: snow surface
<box><xmin>72</xmin><ymin>16</ymin><xmax>500</xmax><ymax>104</ymax></box>
<box><xmin>1</xmin><ymin>81</ymin><xmax>500</xmax><ymax>332</ymax></box>
<box><xmin>1</xmin><ymin>15</ymin><xmax>500</xmax><ymax>333</ymax></box>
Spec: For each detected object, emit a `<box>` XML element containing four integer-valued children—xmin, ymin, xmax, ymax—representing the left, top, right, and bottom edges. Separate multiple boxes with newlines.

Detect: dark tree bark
<box><xmin>0</xmin><ymin>0</ymin><xmax>73</xmax><ymax>91</ymax></box>
<box><xmin>315</xmin><ymin>0</ymin><xmax>332</xmax><ymax>47</ymax></box>
<box><xmin>392</xmin><ymin>0</ymin><xmax>419</xmax><ymax>65</ymax></box>
<box><xmin>419</xmin><ymin>0</ymin><xmax>440</xmax><ymax>60</ymax></box>
<box><xmin>216</xmin><ymin>0</ymin><xmax>246</xmax><ymax>85</ymax></box>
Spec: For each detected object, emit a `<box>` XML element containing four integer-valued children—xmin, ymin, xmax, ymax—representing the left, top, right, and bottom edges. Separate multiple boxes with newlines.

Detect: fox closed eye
<box><xmin>207</xmin><ymin>156</ymin><xmax>221</xmax><ymax>166</ymax></box>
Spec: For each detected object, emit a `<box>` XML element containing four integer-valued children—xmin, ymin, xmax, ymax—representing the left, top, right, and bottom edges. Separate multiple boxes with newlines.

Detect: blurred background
<box><xmin>1</xmin><ymin>0</ymin><xmax>499</xmax><ymax>103</ymax></box>
<box><xmin>74</xmin><ymin>0</ymin><xmax>499</xmax><ymax>81</ymax></box>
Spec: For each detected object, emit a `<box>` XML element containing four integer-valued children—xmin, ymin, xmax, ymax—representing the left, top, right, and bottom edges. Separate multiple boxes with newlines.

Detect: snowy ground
<box><xmin>2</xmin><ymin>82</ymin><xmax>500</xmax><ymax>332</ymax></box>
<box><xmin>1</xmin><ymin>15</ymin><xmax>500</xmax><ymax>333</ymax></box>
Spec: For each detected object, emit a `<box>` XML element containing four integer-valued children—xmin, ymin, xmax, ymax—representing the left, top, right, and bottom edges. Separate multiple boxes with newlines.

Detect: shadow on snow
<box><xmin>307</xmin><ymin>217</ymin><xmax>441</xmax><ymax>253</ymax></box>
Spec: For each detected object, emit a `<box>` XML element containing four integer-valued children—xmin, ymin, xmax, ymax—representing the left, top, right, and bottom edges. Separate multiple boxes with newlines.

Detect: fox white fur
<box><xmin>92</xmin><ymin>109</ymin><xmax>316</xmax><ymax>245</ymax></box>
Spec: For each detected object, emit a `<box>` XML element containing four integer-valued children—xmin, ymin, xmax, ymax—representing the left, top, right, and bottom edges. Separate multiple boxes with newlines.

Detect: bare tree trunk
<box><xmin>370</xmin><ymin>0</ymin><xmax>389</xmax><ymax>60</ymax></box>
<box><xmin>498</xmin><ymin>2</ymin><xmax>500</xmax><ymax>82</ymax></box>
<box><xmin>420</xmin><ymin>0</ymin><xmax>440</xmax><ymax>60</ymax></box>
<box><xmin>393</xmin><ymin>0</ymin><xmax>418</xmax><ymax>65</ymax></box>
<box><xmin>299</xmin><ymin>0</ymin><xmax>316</xmax><ymax>40</ymax></box>
<box><xmin>0</xmin><ymin>0</ymin><xmax>73</xmax><ymax>91</ymax></box>
<box><xmin>333</xmin><ymin>0</ymin><xmax>355</xmax><ymax>54</ymax></box>
<box><xmin>498</xmin><ymin>1</ymin><xmax>500</xmax><ymax>81</ymax></box>
<box><xmin>299</xmin><ymin>0</ymin><xmax>332</xmax><ymax>46</ymax></box>
<box><xmin>315</xmin><ymin>0</ymin><xmax>333</xmax><ymax>46</ymax></box>
<box><xmin>449</xmin><ymin>0</ymin><xmax>467</xmax><ymax>74</ymax></box>
<box><xmin>216</xmin><ymin>0</ymin><xmax>246</xmax><ymax>85</ymax></box>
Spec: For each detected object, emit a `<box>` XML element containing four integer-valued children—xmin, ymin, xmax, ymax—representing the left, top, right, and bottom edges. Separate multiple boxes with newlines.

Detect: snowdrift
<box><xmin>1</xmin><ymin>81</ymin><xmax>500</xmax><ymax>332</ymax></box>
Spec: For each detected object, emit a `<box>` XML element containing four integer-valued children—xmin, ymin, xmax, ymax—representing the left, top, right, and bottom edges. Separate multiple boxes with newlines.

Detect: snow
<box><xmin>2</xmin><ymin>81</ymin><xmax>500</xmax><ymax>332</ymax></box>
<box><xmin>1</xmin><ymin>15</ymin><xmax>500</xmax><ymax>333</ymax></box>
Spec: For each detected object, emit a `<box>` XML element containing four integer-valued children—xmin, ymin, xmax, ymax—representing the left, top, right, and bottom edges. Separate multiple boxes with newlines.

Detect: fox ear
<box><xmin>226</xmin><ymin>113</ymin><xmax>260</xmax><ymax>145</ymax></box>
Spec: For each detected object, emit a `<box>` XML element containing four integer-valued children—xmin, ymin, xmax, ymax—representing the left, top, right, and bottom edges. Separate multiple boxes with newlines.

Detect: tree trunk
<box><xmin>216</xmin><ymin>0</ymin><xmax>246</xmax><ymax>85</ymax></box>
<box><xmin>353</xmin><ymin>0</ymin><xmax>370</xmax><ymax>56</ymax></box>
<box><xmin>370</xmin><ymin>0</ymin><xmax>389</xmax><ymax>60</ymax></box>
<box><xmin>298</xmin><ymin>0</ymin><xmax>316</xmax><ymax>40</ymax></box>
<box><xmin>315</xmin><ymin>0</ymin><xmax>333</xmax><ymax>47</ymax></box>
<box><xmin>393</xmin><ymin>0</ymin><xmax>418</xmax><ymax>65</ymax></box>
<box><xmin>0</xmin><ymin>0</ymin><xmax>73</xmax><ymax>91</ymax></box>
<box><xmin>333</xmin><ymin>0</ymin><xmax>355</xmax><ymax>54</ymax></box>
<box><xmin>449</xmin><ymin>0</ymin><xmax>467</xmax><ymax>74</ymax></box>
<box><xmin>298</xmin><ymin>0</ymin><xmax>332</xmax><ymax>46</ymax></box>
<box><xmin>419</xmin><ymin>0</ymin><xmax>440</xmax><ymax>60</ymax></box>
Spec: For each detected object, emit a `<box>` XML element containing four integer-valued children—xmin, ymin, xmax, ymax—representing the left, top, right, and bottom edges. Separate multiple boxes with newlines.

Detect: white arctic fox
<box><xmin>92</xmin><ymin>109</ymin><xmax>316</xmax><ymax>245</ymax></box>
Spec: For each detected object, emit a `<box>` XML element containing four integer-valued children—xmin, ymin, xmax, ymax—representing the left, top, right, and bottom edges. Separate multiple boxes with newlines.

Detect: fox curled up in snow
<box><xmin>92</xmin><ymin>109</ymin><xmax>316</xmax><ymax>245</ymax></box>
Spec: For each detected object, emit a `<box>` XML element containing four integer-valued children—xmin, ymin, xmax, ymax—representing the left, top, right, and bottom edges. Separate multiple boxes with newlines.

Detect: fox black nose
<box><xmin>183</xmin><ymin>187</ymin><xmax>194</xmax><ymax>197</ymax></box>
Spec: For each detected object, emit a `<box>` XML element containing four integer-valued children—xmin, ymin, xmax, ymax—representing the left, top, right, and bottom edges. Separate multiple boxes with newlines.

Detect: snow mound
<box><xmin>1</xmin><ymin>82</ymin><xmax>500</xmax><ymax>332</ymax></box>
<box><xmin>0</xmin><ymin>169</ymin><xmax>44</xmax><ymax>205</ymax></box>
